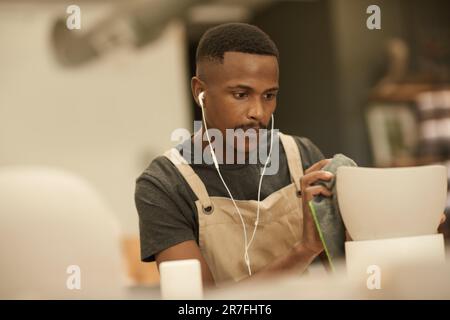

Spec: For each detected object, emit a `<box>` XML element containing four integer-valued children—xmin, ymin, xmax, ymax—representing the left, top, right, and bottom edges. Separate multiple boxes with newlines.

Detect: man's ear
<box><xmin>191</xmin><ymin>76</ymin><xmax>205</xmax><ymax>107</ymax></box>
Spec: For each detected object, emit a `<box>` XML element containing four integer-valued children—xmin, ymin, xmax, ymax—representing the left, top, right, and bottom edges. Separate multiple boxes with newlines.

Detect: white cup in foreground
<box><xmin>159</xmin><ymin>259</ymin><xmax>203</xmax><ymax>300</ymax></box>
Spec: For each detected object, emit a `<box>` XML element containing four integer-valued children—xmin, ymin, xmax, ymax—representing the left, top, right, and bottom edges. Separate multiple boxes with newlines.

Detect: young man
<box><xmin>135</xmin><ymin>23</ymin><xmax>335</xmax><ymax>287</ymax></box>
<box><xmin>134</xmin><ymin>22</ymin><xmax>447</xmax><ymax>286</ymax></box>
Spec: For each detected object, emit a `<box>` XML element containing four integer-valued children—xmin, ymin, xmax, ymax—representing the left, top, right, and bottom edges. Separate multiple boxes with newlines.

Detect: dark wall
<box><xmin>185</xmin><ymin>0</ymin><xmax>450</xmax><ymax>166</ymax></box>
<box><xmin>252</xmin><ymin>0</ymin><xmax>450</xmax><ymax>165</ymax></box>
<box><xmin>251</xmin><ymin>0</ymin><xmax>341</xmax><ymax>159</ymax></box>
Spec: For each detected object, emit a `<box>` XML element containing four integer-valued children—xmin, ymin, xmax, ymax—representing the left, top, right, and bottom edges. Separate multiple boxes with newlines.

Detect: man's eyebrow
<box><xmin>264</xmin><ymin>87</ymin><xmax>279</xmax><ymax>92</ymax></box>
<box><xmin>226</xmin><ymin>85</ymin><xmax>279</xmax><ymax>92</ymax></box>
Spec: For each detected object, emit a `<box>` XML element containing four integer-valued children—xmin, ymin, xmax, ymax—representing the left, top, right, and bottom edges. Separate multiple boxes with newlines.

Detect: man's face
<box><xmin>193</xmin><ymin>51</ymin><xmax>279</xmax><ymax>153</ymax></box>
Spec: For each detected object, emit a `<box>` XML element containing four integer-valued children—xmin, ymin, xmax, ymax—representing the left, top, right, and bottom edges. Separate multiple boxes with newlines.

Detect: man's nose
<box><xmin>247</xmin><ymin>98</ymin><xmax>264</xmax><ymax>122</ymax></box>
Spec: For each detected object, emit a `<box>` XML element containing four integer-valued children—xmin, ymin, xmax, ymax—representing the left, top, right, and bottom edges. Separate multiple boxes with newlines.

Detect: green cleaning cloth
<box><xmin>308</xmin><ymin>153</ymin><xmax>357</xmax><ymax>272</ymax></box>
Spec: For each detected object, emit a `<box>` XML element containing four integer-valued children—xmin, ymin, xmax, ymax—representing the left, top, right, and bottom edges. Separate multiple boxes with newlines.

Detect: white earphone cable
<box><xmin>199</xmin><ymin>92</ymin><xmax>274</xmax><ymax>276</ymax></box>
<box><xmin>246</xmin><ymin>114</ymin><xmax>274</xmax><ymax>252</ymax></box>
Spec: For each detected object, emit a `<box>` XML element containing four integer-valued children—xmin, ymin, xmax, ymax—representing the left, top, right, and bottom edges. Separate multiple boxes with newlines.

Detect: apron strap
<box><xmin>163</xmin><ymin>148</ymin><xmax>213</xmax><ymax>212</ymax></box>
<box><xmin>279</xmin><ymin>132</ymin><xmax>304</xmax><ymax>195</ymax></box>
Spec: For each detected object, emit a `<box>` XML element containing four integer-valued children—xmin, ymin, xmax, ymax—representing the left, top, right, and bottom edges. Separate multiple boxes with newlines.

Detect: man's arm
<box><xmin>251</xmin><ymin>158</ymin><xmax>335</xmax><ymax>280</ymax></box>
<box><xmin>241</xmin><ymin>243</ymin><xmax>320</xmax><ymax>283</ymax></box>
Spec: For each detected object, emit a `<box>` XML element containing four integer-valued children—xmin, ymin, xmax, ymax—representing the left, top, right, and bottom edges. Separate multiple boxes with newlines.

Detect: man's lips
<box><xmin>236</xmin><ymin>127</ymin><xmax>260</xmax><ymax>136</ymax></box>
<box><xmin>236</xmin><ymin>125</ymin><xmax>266</xmax><ymax>131</ymax></box>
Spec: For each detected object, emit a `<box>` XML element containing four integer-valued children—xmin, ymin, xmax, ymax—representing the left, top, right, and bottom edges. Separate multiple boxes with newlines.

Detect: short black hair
<box><xmin>196</xmin><ymin>22</ymin><xmax>279</xmax><ymax>63</ymax></box>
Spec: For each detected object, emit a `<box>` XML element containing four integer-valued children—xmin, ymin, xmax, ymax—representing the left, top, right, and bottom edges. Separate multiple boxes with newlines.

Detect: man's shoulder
<box><xmin>135</xmin><ymin>154</ymin><xmax>181</xmax><ymax>193</ymax></box>
<box><xmin>291</xmin><ymin>135</ymin><xmax>320</xmax><ymax>153</ymax></box>
<box><xmin>135</xmin><ymin>152</ymin><xmax>198</xmax><ymax>263</ymax></box>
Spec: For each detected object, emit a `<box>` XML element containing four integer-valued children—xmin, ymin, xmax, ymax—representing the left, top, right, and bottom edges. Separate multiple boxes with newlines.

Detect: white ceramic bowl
<box><xmin>336</xmin><ymin>165</ymin><xmax>447</xmax><ymax>241</ymax></box>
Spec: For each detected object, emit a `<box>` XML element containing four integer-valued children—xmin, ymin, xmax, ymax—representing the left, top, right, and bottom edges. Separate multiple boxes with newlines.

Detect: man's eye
<box><xmin>233</xmin><ymin>92</ymin><xmax>248</xmax><ymax>99</ymax></box>
<box><xmin>264</xmin><ymin>93</ymin><xmax>277</xmax><ymax>100</ymax></box>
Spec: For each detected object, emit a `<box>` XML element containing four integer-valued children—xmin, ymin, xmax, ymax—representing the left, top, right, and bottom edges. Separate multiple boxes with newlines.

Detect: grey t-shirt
<box><xmin>135</xmin><ymin>135</ymin><xmax>325</xmax><ymax>262</ymax></box>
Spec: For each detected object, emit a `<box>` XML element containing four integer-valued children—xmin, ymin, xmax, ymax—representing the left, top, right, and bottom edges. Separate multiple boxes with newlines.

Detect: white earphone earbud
<box><xmin>198</xmin><ymin>91</ymin><xmax>219</xmax><ymax>169</ymax></box>
<box><xmin>197</xmin><ymin>90</ymin><xmax>275</xmax><ymax>277</ymax></box>
<box><xmin>198</xmin><ymin>91</ymin><xmax>205</xmax><ymax>108</ymax></box>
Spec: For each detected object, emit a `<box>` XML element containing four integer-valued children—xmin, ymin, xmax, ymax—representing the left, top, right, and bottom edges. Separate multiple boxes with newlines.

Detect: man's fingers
<box><xmin>305</xmin><ymin>158</ymin><xmax>332</xmax><ymax>174</ymax></box>
<box><xmin>304</xmin><ymin>185</ymin><xmax>332</xmax><ymax>201</ymax></box>
<box><xmin>300</xmin><ymin>170</ymin><xmax>334</xmax><ymax>188</ymax></box>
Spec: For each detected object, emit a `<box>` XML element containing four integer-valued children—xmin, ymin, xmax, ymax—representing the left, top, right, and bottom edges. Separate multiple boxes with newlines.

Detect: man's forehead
<box><xmin>198</xmin><ymin>52</ymin><xmax>279</xmax><ymax>85</ymax></box>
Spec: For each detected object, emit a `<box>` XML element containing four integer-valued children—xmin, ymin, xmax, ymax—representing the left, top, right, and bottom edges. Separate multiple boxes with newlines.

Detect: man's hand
<box><xmin>299</xmin><ymin>159</ymin><xmax>334</xmax><ymax>255</ymax></box>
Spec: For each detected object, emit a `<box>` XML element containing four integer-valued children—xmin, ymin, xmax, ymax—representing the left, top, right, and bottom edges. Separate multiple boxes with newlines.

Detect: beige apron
<box><xmin>164</xmin><ymin>132</ymin><xmax>305</xmax><ymax>284</ymax></box>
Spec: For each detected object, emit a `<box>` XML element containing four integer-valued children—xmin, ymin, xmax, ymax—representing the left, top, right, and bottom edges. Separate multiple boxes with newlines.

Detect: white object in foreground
<box><xmin>345</xmin><ymin>234</ymin><xmax>445</xmax><ymax>283</ymax></box>
<box><xmin>159</xmin><ymin>259</ymin><xmax>203</xmax><ymax>300</ymax></box>
<box><xmin>337</xmin><ymin>165</ymin><xmax>447</xmax><ymax>241</ymax></box>
<box><xmin>0</xmin><ymin>166</ymin><xmax>124</xmax><ymax>299</ymax></box>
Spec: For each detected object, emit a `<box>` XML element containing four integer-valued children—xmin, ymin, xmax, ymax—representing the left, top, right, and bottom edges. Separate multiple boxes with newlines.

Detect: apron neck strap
<box><xmin>279</xmin><ymin>133</ymin><xmax>304</xmax><ymax>193</ymax></box>
<box><xmin>163</xmin><ymin>148</ymin><xmax>213</xmax><ymax>211</ymax></box>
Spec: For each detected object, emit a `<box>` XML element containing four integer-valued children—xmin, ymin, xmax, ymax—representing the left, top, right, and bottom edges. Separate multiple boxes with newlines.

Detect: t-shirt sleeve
<box><xmin>135</xmin><ymin>169</ymin><xmax>196</xmax><ymax>262</ymax></box>
<box><xmin>294</xmin><ymin>136</ymin><xmax>326</xmax><ymax>171</ymax></box>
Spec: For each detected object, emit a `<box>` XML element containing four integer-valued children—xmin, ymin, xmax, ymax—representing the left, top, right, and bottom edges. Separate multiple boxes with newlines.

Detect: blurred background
<box><xmin>0</xmin><ymin>0</ymin><xmax>449</xmax><ymax>295</ymax></box>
